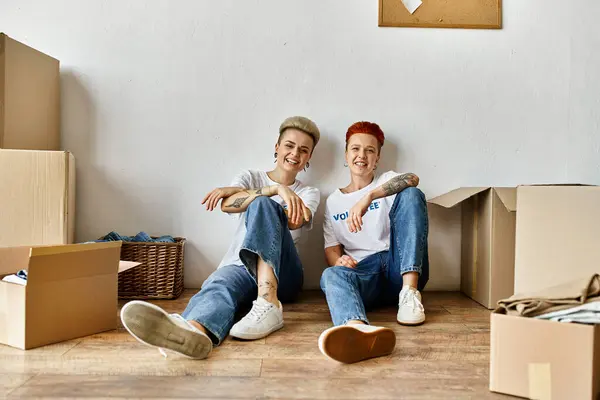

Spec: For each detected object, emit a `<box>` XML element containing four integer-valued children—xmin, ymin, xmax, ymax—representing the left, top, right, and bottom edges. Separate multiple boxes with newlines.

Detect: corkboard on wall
<box><xmin>379</xmin><ymin>0</ymin><xmax>502</xmax><ymax>29</ymax></box>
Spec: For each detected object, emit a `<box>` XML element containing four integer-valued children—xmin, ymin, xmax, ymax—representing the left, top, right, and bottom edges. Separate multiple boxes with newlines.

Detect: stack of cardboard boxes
<box><xmin>430</xmin><ymin>186</ymin><xmax>600</xmax><ymax>399</ymax></box>
<box><xmin>0</xmin><ymin>34</ymin><xmax>135</xmax><ymax>350</ymax></box>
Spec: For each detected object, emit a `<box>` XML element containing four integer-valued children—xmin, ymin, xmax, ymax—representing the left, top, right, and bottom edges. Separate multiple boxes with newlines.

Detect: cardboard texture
<box><xmin>379</xmin><ymin>0</ymin><xmax>502</xmax><ymax>29</ymax></box>
<box><xmin>429</xmin><ymin>187</ymin><xmax>516</xmax><ymax>309</ymax></box>
<box><xmin>490</xmin><ymin>312</ymin><xmax>600</xmax><ymax>399</ymax></box>
<box><xmin>0</xmin><ymin>242</ymin><xmax>139</xmax><ymax>350</ymax></box>
<box><xmin>514</xmin><ymin>185</ymin><xmax>600</xmax><ymax>294</ymax></box>
<box><xmin>0</xmin><ymin>33</ymin><xmax>60</xmax><ymax>150</ymax></box>
<box><xmin>0</xmin><ymin>150</ymin><xmax>75</xmax><ymax>247</ymax></box>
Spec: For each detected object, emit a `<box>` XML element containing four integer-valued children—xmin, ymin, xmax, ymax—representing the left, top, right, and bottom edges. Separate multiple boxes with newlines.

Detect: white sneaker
<box><xmin>120</xmin><ymin>300</ymin><xmax>213</xmax><ymax>359</ymax></box>
<box><xmin>397</xmin><ymin>285</ymin><xmax>426</xmax><ymax>325</ymax></box>
<box><xmin>229</xmin><ymin>297</ymin><xmax>284</xmax><ymax>340</ymax></box>
<box><xmin>318</xmin><ymin>324</ymin><xmax>396</xmax><ymax>364</ymax></box>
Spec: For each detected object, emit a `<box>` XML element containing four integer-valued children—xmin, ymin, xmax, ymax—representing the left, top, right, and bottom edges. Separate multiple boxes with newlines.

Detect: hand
<box><xmin>335</xmin><ymin>255</ymin><xmax>358</xmax><ymax>269</ymax></box>
<box><xmin>278</xmin><ymin>186</ymin><xmax>311</xmax><ymax>227</ymax></box>
<box><xmin>347</xmin><ymin>195</ymin><xmax>372</xmax><ymax>233</ymax></box>
<box><xmin>202</xmin><ymin>187</ymin><xmax>242</xmax><ymax>211</ymax></box>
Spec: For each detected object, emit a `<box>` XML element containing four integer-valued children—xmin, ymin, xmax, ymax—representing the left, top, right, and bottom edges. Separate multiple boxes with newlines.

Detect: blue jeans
<box><xmin>320</xmin><ymin>187</ymin><xmax>429</xmax><ymax>326</ymax></box>
<box><xmin>181</xmin><ymin>197</ymin><xmax>303</xmax><ymax>344</ymax></box>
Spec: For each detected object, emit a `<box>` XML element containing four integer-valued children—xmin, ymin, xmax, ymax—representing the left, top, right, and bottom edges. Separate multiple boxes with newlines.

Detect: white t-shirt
<box><xmin>218</xmin><ymin>170</ymin><xmax>320</xmax><ymax>268</ymax></box>
<box><xmin>323</xmin><ymin>171</ymin><xmax>401</xmax><ymax>263</ymax></box>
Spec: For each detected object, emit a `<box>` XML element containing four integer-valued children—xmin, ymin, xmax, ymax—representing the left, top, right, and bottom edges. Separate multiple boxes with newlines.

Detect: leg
<box><xmin>383</xmin><ymin>187</ymin><xmax>430</xmax><ymax>324</ymax></box>
<box><xmin>120</xmin><ymin>266</ymin><xmax>253</xmax><ymax>359</ymax></box>
<box><xmin>182</xmin><ymin>265</ymin><xmax>256</xmax><ymax>345</ymax></box>
<box><xmin>318</xmin><ymin>254</ymin><xmax>396</xmax><ymax>364</ymax></box>
<box><xmin>231</xmin><ymin>197</ymin><xmax>303</xmax><ymax>339</ymax></box>
<box><xmin>320</xmin><ymin>253</ymin><xmax>383</xmax><ymax>326</ymax></box>
<box><xmin>239</xmin><ymin>196</ymin><xmax>304</xmax><ymax>303</ymax></box>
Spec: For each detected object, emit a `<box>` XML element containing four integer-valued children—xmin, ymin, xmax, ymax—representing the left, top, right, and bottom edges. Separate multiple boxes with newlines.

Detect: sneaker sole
<box><xmin>120</xmin><ymin>300</ymin><xmax>212</xmax><ymax>359</ymax></box>
<box><xmin>229</xmin><ymin>320</ymin><xmax>284</xmax><ymax>340</ymax></box>
<box><xmin>318</xmin><ymin>325</ymin><xmax>396</xmax><ymax>364</ymax></box>
<box><xmin>397</xmin><ymin>316</ymin><xmax>426</xmax><ymax>326</ymax></box>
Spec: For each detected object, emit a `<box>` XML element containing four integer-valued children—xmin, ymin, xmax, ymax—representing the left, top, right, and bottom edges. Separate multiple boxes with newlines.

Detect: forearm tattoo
<box><xmin>226</xmin><ymin>190</ymin><xmax>250</xmax><ymax>208</ymax></box>
<box><xmin>382</xmin><ymin>173</ymin><xmax>418</xmax><ymax>196</ymax></box>
<box><xmin>256</xmin><ymin>187</ymin><xmax>263</xmax><ymax>195</ymax></box>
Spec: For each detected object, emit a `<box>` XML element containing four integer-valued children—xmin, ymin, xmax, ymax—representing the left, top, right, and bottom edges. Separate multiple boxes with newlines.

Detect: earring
<box><xmin>304</xmin><ymin>162</ymin><xmax>310</xmax><ymax>171</ymax></box>
<box><xmin>274</xmin><ymin>152</ymin><xmax>277</xmax><ymax>163</ymax></box>
<box><xmin>344</xmin><ymin>162</ymin><xmax>348</xmax><ymax>167</ymax></box>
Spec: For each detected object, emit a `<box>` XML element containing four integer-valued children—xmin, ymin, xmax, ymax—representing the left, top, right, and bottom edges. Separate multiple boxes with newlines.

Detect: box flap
<box><xmin>2</xmin><ymin>34</ymin><xmax>60</xmax><ymax>150</ymax></box>
<box><xmin>118</xmin><ymin>261</ymin><xmax>141</xmax><ymax>273</ymax></box>
<box><xmin>0</xmin><ymin>246</ymin><xmax>31</xmax><ymax>277</ymax></box>
<box><xmin>26</xmin><ymin>242</ymin><xmax>122</xmax><ymax>284</ymax></box>
<box><xmin>428</xmin><ymin>187</ymin><xmax>490</xmax><ymax>208</ymax></box>
<box><xmin>493</xmin><ymin>187</ymin><xmax>517</xmax><ymax>212</ymax></box>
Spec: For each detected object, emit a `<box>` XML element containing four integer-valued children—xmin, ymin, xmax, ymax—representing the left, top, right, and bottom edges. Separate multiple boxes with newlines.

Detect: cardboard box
<box><xmin>0</xmin><ymin>150</ymin><xmax>75</xmax><ymax>247</ymax></box>
<box><xmin>429</xmin><ymin>187</ymin><xmax>516</xmax><ymax>309</ymax></box>
<box><xmin>0</xmin><ymin>242</ymin><xmax>140</xmax><ymax>350</ymax></box>
<box><xmin>490</xmin><ymin>312</ymin><xmax>600</xmax><ymax>399</ymax></box>
<box><xmin>514</xmin><ymin>185</ymin><xmax>600</xmax><ymax>294</ymax></box>
<box><xmin>0</xmin><ymin>33</ymin><xmax>60</xmax><ymax>150</ymax></box>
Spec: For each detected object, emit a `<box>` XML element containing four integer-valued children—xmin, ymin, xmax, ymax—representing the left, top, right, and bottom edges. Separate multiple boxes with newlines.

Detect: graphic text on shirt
<box><xmin>332</xmin><ymin>201</ymin><xmax>381</xmax><ymax>221</ymax></box>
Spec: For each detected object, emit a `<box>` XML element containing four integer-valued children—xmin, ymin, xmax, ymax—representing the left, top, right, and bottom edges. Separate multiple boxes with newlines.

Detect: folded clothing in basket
<box><xmin>98</xmin><ymin>231</ymin><xmax>176</xmax><ymax>243</ymax></box>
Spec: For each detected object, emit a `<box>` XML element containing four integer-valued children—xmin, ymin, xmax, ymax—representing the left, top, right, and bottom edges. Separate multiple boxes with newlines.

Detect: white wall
<box><xmin>1</xmin><ymin>1</ymin><xmax>598</xmax><ymax>290</ymax></box>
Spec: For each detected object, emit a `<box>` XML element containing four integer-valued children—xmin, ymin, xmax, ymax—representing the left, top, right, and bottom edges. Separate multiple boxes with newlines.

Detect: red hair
<box><xmin>345</xmin><ymin>121</ymin><xmax>385</xmax><ymax>146</ymax></box>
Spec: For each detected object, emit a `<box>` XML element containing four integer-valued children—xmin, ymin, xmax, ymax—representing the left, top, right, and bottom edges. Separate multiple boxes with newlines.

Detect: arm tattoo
<box><xmin>258</xmin><ymin>280</ymin><xmax>277</xmax><ymax>299</ymax></box>
<box><xmin>382</xmin><ymin>173</ymin><xmax>418</xmax><ymax>196</ymax></box>
<box><xmin>256</xmin><ymin>187</ymin><xmax>263</xmax><ymax>195</ymax></box>
<box><xmin>226</xmin><ymin>190</ymin><xmax>251</xmax><ymax>208</ymax></box>
<box><xmin>229</xmin><ymin>197</ymin><xmax>249</xmax><ymax>208</ymax></box>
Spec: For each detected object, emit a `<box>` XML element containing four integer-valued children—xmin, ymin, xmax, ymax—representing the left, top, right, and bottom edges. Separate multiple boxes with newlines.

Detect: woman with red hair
<box><xmin>318</xmin><ymin>121</ymin><xmax>429</xmax><ymax>364</ymax></box>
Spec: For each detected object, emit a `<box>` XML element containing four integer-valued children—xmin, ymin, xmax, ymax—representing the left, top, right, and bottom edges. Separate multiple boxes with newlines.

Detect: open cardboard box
<box><xmin>429</xmin><ymin>184</ymin><xmax>600</xmax><ymax>309</ymax></box>
<box><xmin>490</xmin><ymin>311</ymin><xmax>600</xmax><ymax>399</ymax></box>
<box><xmin>428</xmin><ymin>187</ymin><xmax>517</xmax><ymax>309</ymax></box>
<box><xmin>0</xmin><ymin>242</ymin><xmax>140</xmax><ymax>350</ymax></box>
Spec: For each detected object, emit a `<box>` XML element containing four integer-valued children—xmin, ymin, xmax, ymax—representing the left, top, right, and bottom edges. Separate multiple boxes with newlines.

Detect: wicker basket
<box><xmin>117</xmin><ymin>237</ymin><xmax>185</xmax><ymax>300</ymax></box>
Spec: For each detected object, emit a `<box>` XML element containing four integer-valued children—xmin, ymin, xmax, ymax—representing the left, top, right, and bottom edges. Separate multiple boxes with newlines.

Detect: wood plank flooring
<box><xmin>2</xmin><ymin>290</ymin><xmax>513</xmax><ymax>399</ymax></box>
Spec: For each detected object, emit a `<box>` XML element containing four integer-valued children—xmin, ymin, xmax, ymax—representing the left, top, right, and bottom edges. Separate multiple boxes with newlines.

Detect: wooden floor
<box><xmin>2</xmin><ymin>290</ymin><xmax>513</xmax><ymax>399</ymax></box>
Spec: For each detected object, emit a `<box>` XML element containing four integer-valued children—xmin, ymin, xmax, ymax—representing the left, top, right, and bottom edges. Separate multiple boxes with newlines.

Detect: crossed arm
<box><xmin>202</xmin><ymin>185</ymin><xmax>312</xmax><ymax>230</ymax></box>
<box><xmin>346</xmin><ymin>173</ymin><xmax>419</xmax><ymax>233</ymax></box>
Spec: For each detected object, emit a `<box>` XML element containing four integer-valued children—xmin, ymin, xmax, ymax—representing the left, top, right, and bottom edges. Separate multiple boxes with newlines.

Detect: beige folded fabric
<box><xmin>496</xmin><ymin>274</ymin><xmax>600</xmax><ymax>317</ymax></box>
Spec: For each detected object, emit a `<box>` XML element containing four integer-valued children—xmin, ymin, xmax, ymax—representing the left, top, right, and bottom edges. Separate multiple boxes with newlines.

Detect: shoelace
<box><xmin>246</xmin><ymin>300</ymin><xmax>273</xmax><ymax>322</ymax></box>
<box><xmin>399</xmin><ymin>289</ymin><xmax>424</xmax><ymax>313</ymax></box>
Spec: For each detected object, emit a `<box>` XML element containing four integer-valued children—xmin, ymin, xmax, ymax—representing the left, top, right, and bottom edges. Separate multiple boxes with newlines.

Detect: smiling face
<box><xmin>345</xmin><ymin>133</ymin><xmax>381</xmax><ymax>177</ymax></box>
<box><xmin>275</xmin><ymin>128</ymin><xmax>315</xmax><ymax>173</ymax></box>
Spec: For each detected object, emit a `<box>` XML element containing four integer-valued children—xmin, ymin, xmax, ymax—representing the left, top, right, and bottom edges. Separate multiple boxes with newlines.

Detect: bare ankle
<box><xmin>346</xmin><ymin>320</ymin><xmax>367</xmax><ymax>325</ymax></box>
<box><xmin>258</xmin><ymin>280</ymin><xmax>279</xmax><ymax>306</ymax></box>
<box><xmin>259</xmin><ymin>292</ymin><xmax>279</xmax><ymax>306</ymax></box>
<box><xmin>188</xmin><ymin>320</ymin><xmax>208</xmax><ymax>335</ymax></box>
<box><xmin>402</xmin><ymin>271</ymin><xmax>419</xmax><ymax>289</ymax></box>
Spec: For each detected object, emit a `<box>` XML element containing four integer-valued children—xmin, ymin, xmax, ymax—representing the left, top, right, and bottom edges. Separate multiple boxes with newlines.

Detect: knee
<box><xmin>248</xmin><ymin>196</ymin><xmax>274</xmax><ymax>209</ymax></box>
<box><xmin>399</xmin><ymin>187</ymin><xmax>425</xmax><ymax>202</ymax></box>
<box><xmin>320</xmin><ymin>266</ymin><xmax>347</xmax><ymax>289</ymax></box>
<box><xmin>247</xmin><ymin>196</ymin><xmax>283</xmax><ymax>212</ymax></box>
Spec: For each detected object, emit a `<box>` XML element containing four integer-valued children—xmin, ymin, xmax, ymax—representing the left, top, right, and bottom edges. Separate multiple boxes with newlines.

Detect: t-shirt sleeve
<box><xmin>323</xmin><ymin>205</ymin><xmax>340</xmax><ymax>249</ymax></box>
<box><xmin>297</xmin><ymin>186</ymin><xmax>320</xmax><ymax>231</ymax></box>
<box><xmin>229</xmin><ymin>170</ymin><xmax>253</xmax><ymax>189</ymax></box>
